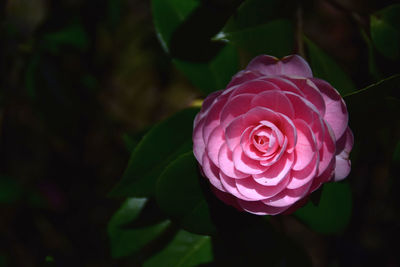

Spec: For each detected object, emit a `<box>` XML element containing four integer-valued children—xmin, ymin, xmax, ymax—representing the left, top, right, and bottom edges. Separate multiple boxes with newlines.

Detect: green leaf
<box><xmin>173</xmin><ymin>44</ymin><xmax>238</xmax><ymax>94</ymax></box>
<box><xmin>152</xmin><ymin>0</ymin><xmax>200</xmax><ymax>53</ymax></box>
<box><xmin>108</xmin><ymin>198</ymin><xmax>171</xmax><ymax>258</ymax></box>
<box><xmin>216</xmin><ymin>19</ymin><xmax>294</xmax><ymax>58</ymax></box>
<box><xmin>110</xmin><ymin>108</ymin><xmax>199</xmax><ymax>197</ymax></box>
<box><xmin>294</xmin><ymin>182</ymin><xmax>352</xmax><ymax>234</ymax></box>
<box><xmin>151</xmin><ymin>0</ymin><xmax>239</xmax><ymax>94</ymax></box>
<box><xmin>43</xmin><ymin>23</ymin><xmax>89</xmax><ymax>52</ymax></box>
<box><xmin>143</xmin><ymin>230</ymin><xmax>212</xmax><ymax>267</ymax></box>
<box><xmin>371</xmin><ymin>4</ymin><xmax>400</xmax><ymax>60</ymax></box>
<box><xmin>156</xmin><ymin>152</ymin><xmax>216</xmax><ymax>235</ymax></box>
<box><xmin>305</xmin><ymin>37</ymin><xmax>356</xmax><ymax>96</ymax></box>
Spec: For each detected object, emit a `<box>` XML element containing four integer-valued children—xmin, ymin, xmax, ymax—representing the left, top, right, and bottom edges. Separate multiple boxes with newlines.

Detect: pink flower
<box><xmin>193</xmin><ymin>55</ymin><xmax>353</xmax><ymax>215</ymax></box>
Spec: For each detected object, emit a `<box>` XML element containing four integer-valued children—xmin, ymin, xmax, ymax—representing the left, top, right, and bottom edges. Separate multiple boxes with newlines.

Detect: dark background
<box><xmin>0</xmin><ymin>0</ymin><xmax>399</xmax><ymax>266</ymax></box>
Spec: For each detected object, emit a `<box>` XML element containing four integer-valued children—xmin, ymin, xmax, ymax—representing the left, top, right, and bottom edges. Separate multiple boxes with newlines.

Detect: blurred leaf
<box><xmin>305</xmin><ymin>37</ymin><xmax>356</xmax><ymax>96</ymax></box>
<box><xmin>43</xmin><ymin>23</ymin><xmax>89</xmax><ymax>52</ymax></box>
<box><xmin>173</xmin><ymin>44</ymin><xmax>238</xmax><ymax>94</ymax></box>
<box><xmin>216</xmin><ymin>19</ymin><xmax>294</xmax><ymax>58</ymax></box>
<box><xmin>370</xmin><ymin>4</ymin><xmax>400</xmax><ymax>60</ymax></box>
<box><xmin>143</xmin><ymin>230</ymin><xmax>212</xmax><ymax>267</ymax></box>
<box><xmin>152</xmin><ymin>0</ymin><xmax>240</xmax><ymax>94</ymax></box>
<box><xmin>108</xmin><ymin>198</ymin><xmax>171</xmax><ymax>259</ymax></box>
<box><xmin>108</xmin><ymin>0</ymin><xmax>122</xmax><ymax>29</ymax></box>
<box><xmin>156</xmin><ymin>152</ymin><xmax>216</xmax><ymax>235</ymax></box>
<box><xmin>0</xmin><ymin>176</ymin><xmax>22</xmax><ymax>203</ymax></box>
<box><xmin>294</xmin><ymin>182</ymin><xmax>352</xmax><ymax>234</ymax></box>
<box><xmin>109</xmin><ymin>108</ymin><xmax>199</xmax><ymax>198</ymax></box>
<box><xmin>360</xmin><ymin>29</ymin><xmax>381</xmax><ymax>80</ymax></box>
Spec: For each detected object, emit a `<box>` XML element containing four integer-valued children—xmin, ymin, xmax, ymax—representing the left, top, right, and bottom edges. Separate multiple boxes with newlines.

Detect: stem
<box><xmin>295</xmin><ymin>4</ymin><xmax>305</xmax><ymax>58</ymax></box>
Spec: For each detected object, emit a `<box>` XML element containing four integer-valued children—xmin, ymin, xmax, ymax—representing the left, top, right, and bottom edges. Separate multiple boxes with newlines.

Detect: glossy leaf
<box><xmin>294</xmin><ymin>182</ymin><xmax>352</xmax><ymax>234</ymax></box>
<box><xmin>371</xmin><ymin>4</ymin><xmax>400</xmax><ymax>60</ymax></box>
<box><xmin>216</xmin><ymin>0</ymin><xmax>294</xmax><ymax>58</ymax></box>
<box><xmin>156</xmin><ymin>152</ymin><xmax>216</xmax><ymax>235</ymax></box>
<box><xmin>108</xmin><ymin>198</ymin><xmax>171</xmax><ymax>258</ymax></box>
<box><xmin>143</xmin><ymin>230</ymin><xmax>212</xmax><ymax>267</ymax></box>
<box><xmin>109</xmin><ymin>108</ymin><xmax>199</xmax><ymax>197</ymax></box>
<box><xmin>305</xmin><ymin>37</ymin><xmax>355</xmax><ymax>96</ymax></box>
<box><xmin>152</xmin><ymin>0</ymin><xmax>239</xmax><ymax>94</ymax></box>
<box><xmin>216</xmin><ymin>19</ymin><xmax>294</xmax><ymax>58</ymax></box>
<box><xmin>173</xmin><ymin>45</ymin><xmax>238</xmax><ymax>94</ymax></box>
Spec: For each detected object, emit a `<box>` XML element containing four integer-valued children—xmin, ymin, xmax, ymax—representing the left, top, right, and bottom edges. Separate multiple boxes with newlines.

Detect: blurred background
<box><xmin>0</xmin><ymin>0</ymin><xmax>399</xmax><ymax>266</ymax></box>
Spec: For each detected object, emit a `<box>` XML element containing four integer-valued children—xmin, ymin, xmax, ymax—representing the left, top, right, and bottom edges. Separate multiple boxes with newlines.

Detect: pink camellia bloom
<box><xmin>193</xmin><ymin>55</ymin><xmax>353</xmax><ymax>215</ymax></box>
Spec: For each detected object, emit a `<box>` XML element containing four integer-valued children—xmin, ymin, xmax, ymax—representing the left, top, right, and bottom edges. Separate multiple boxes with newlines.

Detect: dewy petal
<box><xmin>237</xmin><ymin>199</ymin><xmax>291</xmax><ymax>215</ymax></box>
<box><xmin>220</xmin><ymin>93</ymin><xmax>255</xmax><ymax>128</ymax></box>
<box><xmin>250</xmin><ymin>90</ymin><xmax>295</xmax><ymax>118</ymax></box>
<box><xmin>254</xmin><ymin>152</ymin><xmax>294</xmax><ymax>186</ymax></box>
<box><xmin>235</xmin><ymin>175</ymin><xmax>290</xmax><ymax>201</ymax></box>
<box><xmin>312</xmin><ymin>78</ymin><xmax>349</xmax><ymax>140</ymax></box>
<box><xmin>233</xmin><ymin>145</ymin><xmax>267</xmax><ymax>175</ymax></box>
<box><xmin>246</xmin><ymin>55</ymin><xmax>313</xmax><ymax>78</ymax></box>
<box><xmin>292</xmin><ymin>119</ymin><xmax>317</xmax><ymax>170</ymax></box>
<box><xmin>218</xmin><ymin>143</ymin><xmax>249</xmax><ymax>179</ymax></box>
<box><xmin>206</xmin><ymin>126</ymin><xmax>225</xmax><ymax>166</ymax></box>
<box><xmin>333</xmin><ymin>128</ymin><xmax>354</xmax><ymax>181</ymax></box>
<box><xmin>202</xmin><ymin>153</ymin><xmax>224</xmax><ymax>191</ymax></box>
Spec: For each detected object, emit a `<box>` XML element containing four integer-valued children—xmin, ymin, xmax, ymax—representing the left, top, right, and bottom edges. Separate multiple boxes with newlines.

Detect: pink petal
<box><xmin>262</xmin><ymin>179</ymin><xmax>313</xmax><ymax>207</ymax></box>
<box><xmin>292</xmin><ymin>119</ymin><xmax>317</xmax><ymax>171</ymax></box>
<box><xmin>288</xmin><ymin>78</ymin><xmax>326</xmax><ymax>117</ymax></box>
<box><xmin>211</xmin><ymin>186</ymin><xmax>242</xmax><ymax>211</ymax></box>
<box><xmin>250</xmin><ymin>90</ymin><xmax>295</xmax><ymax>118</ymax></box>
<box><xmin>220</xmin><ymin>93</ymin><xmax>255</xmax><ymax>128</ymax></box>
<box><xmin>218</xmin><ymin>143</ymin><xmax>248</xmax><ymax>179</ymax></box>
<box><xmin>280</xmin><ymin>55</ymin><xmax>313</xmax><ymax>77</ymax></box>
<box><xmin>264</xmin><ymin>76</ymin><xmax>305</xmax><ymax>96</ymax></box>
<box><xmin>202</xmin><ymin>95</ymin><xmax>228</xmax><ymax>144</ymax></box>
<box><xmin>227</xmin><ymin>70</ymin><xmax>261</xmax><ymax>88</ymax></box>
<box><xmin>197</xmin><ymin>90</ymin><xmax>222</xmax><ymax>121</ymax></box>
<box><xmin>193</xmin><ymin>116</ymin><xmax>206</xmax><ymax>163</ymax></box>
<box><xmin>237</xmin><ymin>199</ymin><xmax>291</xmax><ymax>215</ymax></box>
<box><xmin>333</xmin><ymin>128</ymin><xmax>353</xmax><ymax>181</ymax></box>
<box><xmin>246</xmin><ymin>55</ymin><xmax>313</xmax><ymax>78</ymax></box>
<box><xmin>229</xmin><ymin>79</ymin><xmax>280</xmax><ymax>99</ymax></box>
<box><xmin>235</xmin><ymin>175</ymin><xmax>290</xmax><ymax>201</ymax></box>
<box><xmin>316</xmin><ymin>122</ymin><xmax>336</xmax><ymax>177</ymax></box>
<box><xmin>219</xmin><ymin>172</ymin><xmax>252</xmax><ymax>200</ymax></box>
<box><xmin>286</xmin><ymin>151</ymin><xmax>318</xmax><ymax>189</ymax></box>
<box><xmin>232</xmin><ymin>145</ymin><xmax>267</xmax><ymax>175</ymax></box>
<box><xmin>254</xmin><ymin>152</ymin><xmax>294</xmax><ymax>186</ymax></box>
<box><xmin>312</xmin><ymin>78</ymin><xmax>349</xmax><ymax>140</ymax></box>
<box><xmin>206</xmin><ymin>126</ymin><xmax>225</xmax><ymax>166</ymax></box>
<box><xmin>202</xmin><ymin>153</ymin><xmax>224</xmax><ymax>191</ymax></box>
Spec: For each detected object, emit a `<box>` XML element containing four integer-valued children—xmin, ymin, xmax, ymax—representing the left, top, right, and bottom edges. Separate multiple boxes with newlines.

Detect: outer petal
<box><xmin>193</xmin><ymin>116</ymin><xmax>206</xmax><ymax>163</ymax></box>
<box><xmin>237</xmin><ymin>199</ymin><xmax>291</xmax><ymax>215</ymax></box>
<box><xmin>235</xmin><ymin>175</ymin><xmax>290</xmax><ymax>201</ymax></box>
<box><xmin>312</xmin><ymin>78</ymin><xmax>349</xmax><ymax>140</ymax></box>
<box><xmin>333</xmin><ymin>127</ymin><xmax>354</xmax><ymax>181</ymax></box>
<box><xmin>227</xmin><ymin>70</ymin><xmax>261</xmax><ymax>88</ymax></box>
<box><xmin>246</xmin><ymin>55</ymin><xmax>313</xmax><ymax>78</ymax></box>
<box><xmin>202</xmin><ymin>154</ymin><xmax>224</xmax><ymax>191</ymax></box>
<box><xmin>218</xmin><ymin>143</ymin><xmax>248</xmax><ymax>179</ymax></box>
